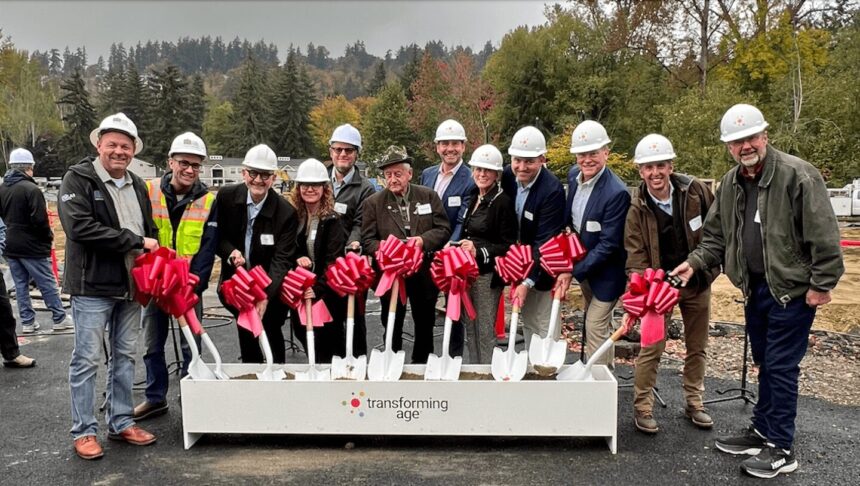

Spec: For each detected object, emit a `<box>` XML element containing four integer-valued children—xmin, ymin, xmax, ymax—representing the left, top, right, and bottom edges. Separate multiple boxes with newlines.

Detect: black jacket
<box><xmin>215</xmin><ymin>183</ymin><xmax>298</xmax><ymax>301</ymax></box>
<box><xmin>0</xmin><ymin>169</ymin><xmax>52</xmax><ymax>258</ymax></box>
<box><xmin>57</xmin><ymin>158</ymin><xmax>157</xmax><ymax>297</ymax></box>
<box><xmin>329</xmin><ymin>166</ymin><xmax>377</xmax><ymax>246</ymax></box>
<box><xmin>461</xmin><ymin>184</ymin><xmax>518</xmax><ymax>286</ymax></box>
<box><xmin>296</xmin><ymin>213</ymin><xmax>348</xmax><ymax>314</ymax></box>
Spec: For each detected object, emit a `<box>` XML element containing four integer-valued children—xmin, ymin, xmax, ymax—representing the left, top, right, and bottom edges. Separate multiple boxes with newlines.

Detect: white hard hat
<box><xmin>241</xmin><ymin>144</ymin><xmax>278</xmax><ymax>171</ymax></box>
<box><xmin>508</xmin><ymin>126</ymin><xmax>547</xmax><ymax>157</ymax></box>
<box><xmin>295</xmin><ymin>158</ymin><xmax>329</xmax><ymax>183</ymax></box>
<box><xmin>434</xmin><ymin>119</ymin><xmax>467</xmax><ymax>142</ymax></box>
<box><xmin>570</xmin><ymin>120</ymin><xmax>611</xmax><ymax>154</ymax></box>
<box><xmin>720</xmin><ymin>103</ymin><xmax>769</xmax><ymax>142</ymax></box>
<box><xmin>634</xmin><ymin>134</ymin><xmax>677</xmax><ymax>165</ymax></box>
<box><xmin>329</xmin><ymin>123</ymin><xmax>362</xmax><ymax>149</ymax></box>
<box><xmin>169</xmin><ymin>132</ymin><xmax>207</xmax><ymax>158</ymax></box>
<box><xmin>468</xmin><ymin>144</ymin><xmax>504</xmax><ymax>171</ymax></box>
<box><xmin>90</xmin><ymin>113</ymin><xmax>143</xmax><ymax>155</ymax></box>
<box><xmin>9</xmin><ymin>148</ymin><xmax>35</xmax><ymax>165</ymax></box>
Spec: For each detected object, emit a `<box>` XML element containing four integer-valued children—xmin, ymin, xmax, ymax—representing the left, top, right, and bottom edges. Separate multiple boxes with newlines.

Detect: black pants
<box><xmin>291</xmin><ymin>293</ymin><xmax>346</xmax><ymax>364</ymax></box>
<box><xmin>351</xmin><ymin>290</ymin><xmax>368</xmax><ymax>357</ymax></box>
<box><xmin>378</xmin><ymin>268</ymin><xmax>439</xmax><ymax>364</ymax></box>
<box><xmin>0</xmin><ymin>277</ymin><xmax>21</xmax><ymax>361</ymax></box>
<box><xmin>231</xmin><ymin>299</ymin><xmax>288</xmax><ymax>364</ymax></box>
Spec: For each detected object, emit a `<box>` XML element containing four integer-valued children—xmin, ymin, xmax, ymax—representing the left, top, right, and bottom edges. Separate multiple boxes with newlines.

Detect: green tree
<box><xmin>366</xmin><ymin>61</ymin><xmax>387</xmax><ymax>96</ymax></box>
<box><xmin>270</xmin><ymin>50</ymin><xmax>316</xmax><ymax>157</ymax></box>
<box><xmin>362</xmin><ymin>82</ymin><xmax>419</xmax><ymax>173</ymax></box>
<box><xmin>202</xmin><ymin>100</ymin><xmax>234</xmax><ymax>156</ymax></box>
<box><xmin>145</xmin><ymin>64</ymin><xmax>195</xmax><ymax>165</ymax></box>
<box><xmin>223</xmin><ymin>54</ymin><xmax>272</xmax><ymax>156</ymax></box>
<box><xmin>56</xmin><ymin>67</ymin><xmax>97</xmax><ymax>166</ymax></box>
<box><xmin>308</xmin><ymin>95</ymin><xmax>361</xmax><ymax>155</ymax></box>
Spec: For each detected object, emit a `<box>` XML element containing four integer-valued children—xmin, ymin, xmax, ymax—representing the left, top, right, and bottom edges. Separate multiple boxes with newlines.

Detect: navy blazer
<box><xmin>420</xmin><ymin>162</ymin><xmax>475</xmax><ymax>241</ymax></box>
<box><xmin>565</xmin><ymin>166</ymin><xmax>631</xmax><ymax>302</ymax></box>
<box><xmin>501</xmin><ymin>165</ymin><xmax>566</xmax><ymax>291</ymax></box>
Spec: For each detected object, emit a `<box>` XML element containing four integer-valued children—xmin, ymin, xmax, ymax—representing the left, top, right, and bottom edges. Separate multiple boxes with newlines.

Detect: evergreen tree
<box><xmin>48</xmin><ymin>48</ymin><xmax>62</xmax><ymax>76</ymax></box>
<box><xmin>367</xmin><ymin>61</ymin><xmax>387</xmax><ymax>96</ymax></box>
<box><xmin>362</xmin><ymin>82</ymin><xmax>419</xmax><ymax>173</ymax></box>
<box><xmin>187</xmin><ymin>74</ymin><xmax>206</xmax><ymax>133</ymax></box>
<box><xmin>399</xmin><ymin>46</ymin><xmax>421</xmax><ymax>101</ymax></box>
<box><xmin>145</xmin><ymin>64</ymin><xmax>194</xmax><ymax>165</ymax></box>
<box><xmin>56</xmin><ymin>67</ymin><xmax>97</xmax><ymax>166</ymax></box>
<box><xmin>270</xmin><ymin>50</ymin><xmax>315</xmax><ymax>157</ymax></box>
<box><xmin>224</xmin><ymin>54</ymin><xmax>271</xmax><ymax>156</ymax></box>
<box><xmin>119</xmin><ymin>59</ymin><xmax>147</xmax><ymax>136</ymax></box>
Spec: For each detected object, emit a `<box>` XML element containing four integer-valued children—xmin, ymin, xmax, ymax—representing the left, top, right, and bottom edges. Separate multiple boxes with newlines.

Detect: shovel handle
<box><xmin>304</xmin><ymin>297</ymin><xmax>314</xmax><ymax>332</ymax></box>
<box><xmin>346</xmin><ymin>294</ymin><xmax>355</xmax><ymax>357</ymax></box>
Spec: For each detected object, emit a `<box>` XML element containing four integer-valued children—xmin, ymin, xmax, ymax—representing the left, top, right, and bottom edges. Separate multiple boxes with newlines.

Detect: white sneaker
<box><xmin>54</xmin><ymin>315</ymin><xmax>74</xmax><ymax>331</ymax></box>
<box><xmin>22</xmin><ymin>322</ymin><xmax>41</xmax><ymax>334</ymax></box>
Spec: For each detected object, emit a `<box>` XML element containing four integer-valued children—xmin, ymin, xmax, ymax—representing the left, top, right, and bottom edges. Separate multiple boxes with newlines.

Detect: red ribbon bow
<box><xmin>538</xmin><ymin>232</ymin><xmax>587</xmax><ymax>278</ymax></box>
<box><xmin>131</xmin><ymin>248</ymin><xmax>203</xmax><ymax>334</ymax></box>
<box><xmin>374</xmin><ymin>235</ymin><xmax>423</xmax><ymax>304</ymax></box>
<box><xmin>325</xmin><ymin>252</ymin><xmax>376</xmax><ymax>297</ymax></box>
<box><xmin>430</xmin><ymin>246</ymin><xmax>479</xmax><ymax>321</ymax></box>
<box><xmin>280</xmin><ymin>267</ymin><xmax>332</xmax><ymax>327</ymax></box>
<box><xmin>494</xmin><ymin>244</ymin><xmax>535</xmax><ymax>306</ymax></box>
<box><xmin>621</xmin><ymin>268</ymin><xmax>680</xmax><ymax>348</ymax></box>
<box><xmin>220</xmin><ymin>266</ymin><xmax>271</xmax><ymax>337</ymax></box>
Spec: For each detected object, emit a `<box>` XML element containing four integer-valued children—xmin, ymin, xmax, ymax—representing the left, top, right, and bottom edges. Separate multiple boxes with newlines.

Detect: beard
<box><xmin>336</xmin><ymin>164</ymin><xmax>352</xmax><ymax>175</ymax></box>
<box><xmin>739</xmin><ymin>153</ymin><xmax>761</xmax><ymax>167</ymax></box>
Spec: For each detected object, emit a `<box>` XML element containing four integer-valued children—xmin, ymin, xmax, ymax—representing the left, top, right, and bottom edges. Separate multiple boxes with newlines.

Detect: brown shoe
<box><xmin>3</xmin><ymin>355</ymin><xmax>36</xmax><ymax>368</ymax></box>
<box><xmin>634</xmin><ymin>410</ymin><xmax>659</xmax><ymax>434</ymax></box>
<box><xmin>74</xmin><ymin>435</ymin><xmax>104</xmax><ymax>460</ymax></box>
<box><xmin>685</xmin><ymin>406</ymin><xmax>714</xmax><ymax>429</ymax></box>
<box><xmin>133</xmin><ymin>400</ymin><xmax>168</xmax><ymax>420</ymax></box>
<box><xmin>108</xmin><ymin>425</ymin><xmax>157</xmax><ymax>446</ymax></box>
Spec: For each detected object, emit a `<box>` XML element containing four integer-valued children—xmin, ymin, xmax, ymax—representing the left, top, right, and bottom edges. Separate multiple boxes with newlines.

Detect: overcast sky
<box><xmin>1</xmin><ymin>1</ymin><xmax>550</xmax><ymax>61</ymax></box>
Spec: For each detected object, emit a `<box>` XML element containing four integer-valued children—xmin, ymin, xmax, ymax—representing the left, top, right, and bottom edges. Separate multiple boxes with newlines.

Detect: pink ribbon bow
<box><xmin>374</xmin><ymin>235</ymin><xmax>423</xmax><ymax>304</ymax></box>
<box><xmin>131</xmin><ymin>247</ymin><xmax>176</xmax><ymax>306</ymax></box>
<box><xmin>494</xmin><ymin>244</ymin><xmax>535</xmax><ymax>307</ymax></box>
<box><xmin>280</xmin><ymin>267</ymin><xmax>332</xmax><ymax>327</ymax></box>
<box><xmin>325</xmin><ymin>252</ymin><xmax>376</xmax><ymax>297</ymax></box>
<box><xmin>538</xmin><ymin>232</ymin><xmax>587</xmax><ymax>279</ymax></box>
<box><xmin>621</xmin><ymin>268</ymin><xmax>680</xmax><ymax>348</ymax></box>
<box><xmin>220</xmin><ymin>266</ymin><xmax>271</xmax><ymax>337</ymax></box>
<box><xmin>131</xmin><ymin>248</ymin><xmax>203</xmax><ymax>334</ymax></box>
<box><xmin>430</xmin><ymin>246</ymin><xmax>479</xmax><ymax>321</ymax></box>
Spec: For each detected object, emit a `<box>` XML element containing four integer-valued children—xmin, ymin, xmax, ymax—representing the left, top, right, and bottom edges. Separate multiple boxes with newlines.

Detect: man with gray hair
<box><xmin>0</xmin><ymin>148</ymin><xmax>72</xmax><ymax>334</ymax></box>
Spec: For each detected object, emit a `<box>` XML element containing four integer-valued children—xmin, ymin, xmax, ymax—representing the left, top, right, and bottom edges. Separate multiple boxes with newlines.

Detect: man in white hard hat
<box><xmin>361</xmin><ymin>146</ymin><xmax>451</xmax><ymax>363</ymax></box>
<box><xmin>328</xmin><ymin>123</ymin><xmax>376</xmax><ymax>357</ymax></box>
<box><xmin>556</xmin><ymin>120</ymin><xmax>630</xmax><ymax>367</ymax></box>
<box><xmin>0</xmin><ymin>217</ymin><xmax>36</xmax><ymax>368</ymax></box>
<box><xmin>420</xmin><ymin>119</ymin><xmax>477</xmax><ymax>357</ymax></box>
<box><xmin>216</xmin><ymin>144</ymin><xmax>297</xmax><ymax>364</ymax></box>
<box><xmin>672</xmin><ymin>104</ymin><xmax>843</xmax><ymax>479</ymax></box>
<box><xmin>58</xmin><ymin>112</ymin><xmax>160</xmax><ymax>460</ymax></box>
<box><xmin>134</xmin><ymin>132</ymin><xmax>218</xmax><ymax>421</ymax></box>
<box><xmin>0</xmin><ymin>148</ymin><xmax>72</xmax><ymax>333</ymax></box>
<box><xmin>624</xmin><ymin>134</ymin><xmax>718</xmax><ymax>435</ymax></box>
<box><xmin>500</xmin><ymin>126</ymin><xmax>566</xmax><ymax>346</ymax></box>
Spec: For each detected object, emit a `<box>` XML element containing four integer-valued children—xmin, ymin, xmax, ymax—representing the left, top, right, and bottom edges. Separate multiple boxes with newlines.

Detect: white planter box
<box><xmin>180</xmin><ymin>364</ymin><xmax>618</xmax><ymax>453</ymax></box>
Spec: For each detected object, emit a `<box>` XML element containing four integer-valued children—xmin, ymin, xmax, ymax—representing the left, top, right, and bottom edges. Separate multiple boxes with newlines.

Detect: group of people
<box><xmin>1</xmin><ymin>102</ymin><xmax>842</xmax><ymax>479</ymax></box>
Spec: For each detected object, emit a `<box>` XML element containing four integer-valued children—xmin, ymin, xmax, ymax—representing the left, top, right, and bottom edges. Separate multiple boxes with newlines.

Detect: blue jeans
<box><xmin>745</xmin><ymin>278</ymin><xmax>816</xmax><ymax>450</ymax></box>
<box><xmin>142</xmin><ymin>301</ymin><xmax>201</xmax><ymax>404</ymax></box>
<box><xmin>7</xmin><ymin>257</ymin><xmax>65</xmax><ymax>326</ymax></box>
<box><xmin>69</xmin><ymin>296</ymin><xmax>141</xmax><ymax>439</ymax></box>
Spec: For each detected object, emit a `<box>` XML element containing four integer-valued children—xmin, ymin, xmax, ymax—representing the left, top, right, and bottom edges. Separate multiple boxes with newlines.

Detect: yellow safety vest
<box><xmin>147</xmin><ymin>178</ymin><xmax>214</xmax><ymax>258</ymax></box>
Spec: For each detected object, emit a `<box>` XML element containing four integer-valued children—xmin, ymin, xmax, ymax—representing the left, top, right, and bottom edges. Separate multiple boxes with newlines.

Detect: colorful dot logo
<box><xmin>342</xmin><ymin>391</ymin><xmax>366</xmax><ymax>417</ymax></box>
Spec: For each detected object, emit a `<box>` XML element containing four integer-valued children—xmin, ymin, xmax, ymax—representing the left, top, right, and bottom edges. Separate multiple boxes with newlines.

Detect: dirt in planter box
<box><xmin>232</xmin><ymin>372</ymin><xmax>296</xmax><ymax>380</ymax></box>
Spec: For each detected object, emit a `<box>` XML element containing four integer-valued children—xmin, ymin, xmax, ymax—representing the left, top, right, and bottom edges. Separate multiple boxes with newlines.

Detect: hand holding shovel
<box><xmin>491</xmin><ymin>244</ymin><xmax>534</xmax><ymax>382</ymax></box>
<box><xmin>557</xmin><ymin>313</ymin><xmax>635</xmax><ymax>381</ymax></box>
<box><xmin>295</xmin><ymin>292</ymin><xmax>331</xmax><ymax>381</ymax></box>
<box><xmin>328</xmin><ymin>250</ymin><xmax>374</xmax><ymax>380</ymax></box>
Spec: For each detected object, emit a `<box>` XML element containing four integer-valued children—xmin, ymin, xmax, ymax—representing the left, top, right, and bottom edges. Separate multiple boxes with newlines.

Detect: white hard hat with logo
<box><xmin>295</xmin><ymin>158</ymin><xmax>330</xmax><ymax>183</ymax></box>
<box><xmin>720</xmin><ymin>103</ymin><xmax>769</xmax><ymax>142</ymax></box>
<box><xmin>241</xmin><ymin>144</ymin><xmax>278</xmax><ymax>171</ymax></box>
<box><xmin>89</xmin><ymin>113</ymin><xmax>143</xmax><ymax>155</ymax></box>
<box><xmin>434</xmin><ymin>119</ymin><xmax>467</xmax><ymax>142</ymax></box>
<box><xmin>508</xmin><ymin>126</ymin><xmax>547</xmax><ymax>157</ymax></box>
<box><xmin>570</xmin><ymin>120</ymin><xmax>611</xmax><ymax>154</ymax></box>
<box><xmin>329</xmin><ymin>124</ymin><xmax>362</xmax><ymax>149</ymax></box>
<box><xmin>468</xmin><ymin>144</ymin><xmax>504</xmax><ymax>171</ymax></box>
<box><xmin>9</xmin><ymin>148</ymin><xmax>35</xmax><ymax>165</ymax></box>
<box><xmin>634</xmin><ymin>134</ymin><xmax>677</xmax><ymax>165</ymax></box>
<box><xmin>169</xmin><ymin>132</ymin><xmax>207</xmax><ymax>158</ymax></box>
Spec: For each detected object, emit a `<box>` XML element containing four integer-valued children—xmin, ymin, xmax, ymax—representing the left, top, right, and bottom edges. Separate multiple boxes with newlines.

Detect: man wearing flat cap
<box><xmin>361</xmin><ymin>146</ymin><xmax>450</xmax><ymax>363</ymax></box>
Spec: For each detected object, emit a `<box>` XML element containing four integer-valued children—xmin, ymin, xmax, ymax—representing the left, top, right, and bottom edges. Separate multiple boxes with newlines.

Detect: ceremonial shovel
<box><xmin>296</xmin><ymin>298</ymin><xmax>331</xmax><ymax>381</ymax></box>
<box><xmin>198</xmin><ymin>328</ymin><xmax>230</xmax><ymax>380</ymax></box>
<box><xmin>491</xmin><ymin>298</ymin><xmax>528</xmax><ymax>381</ymax></box>
<box><xmin>424</xmin><ymin>315</ymin><xmax>462</xmax><ymax>381</ymax></box>
<box><xmin>528</xmin><ymin>285</ymin><xmax>568</xmax><ymax>375</ymax></box>
<box><xmin>256</xmin><ymin>329</ymin><xmax>286</xmax><ymax>381</ymax></box>
<box><xmin>331</xmin><ymin>294</ymin><xmax>367</xmax><ymax>380</ymax></box>
<box><xmin>367</xmin><ymin>280</ymin><xmax>406</xmax><ymax>381</ymax></box>
<box><xmin>557</xmin><ymin>318</ymin><xmax>630</xmax><ymax>381</ymax></box>
<box><xmin>176</xmin><ymin>316</ymin><xmax>216</xmax><ymax>380</ymax></box>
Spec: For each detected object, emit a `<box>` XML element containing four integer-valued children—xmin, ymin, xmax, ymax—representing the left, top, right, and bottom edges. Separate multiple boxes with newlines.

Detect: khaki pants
<box><xmin>634</xmin><ymin>287</ymin><xmax>711</xmax><ymax>413</ymax></box>
<box><xmin>580</xmin><ymin>280</ymin><xmax>619</xmax><ymax>367</ymax></box>
<box><xmin>520</xmin><ymin>288</ymin><xmax>555</xmax><ymax>349</ymax></box>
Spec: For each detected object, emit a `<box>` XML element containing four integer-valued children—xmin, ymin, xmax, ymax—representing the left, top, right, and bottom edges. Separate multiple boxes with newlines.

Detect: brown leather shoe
<box><xmin>634</xmin><ymin>410</ymin><xmax>659</xmax><ymax>434</ymax></box>
<box><xmin>685</xmin><ymin>406</ymin><xmax>714</xmax><ymax>429</ymax></box>
<box><xmin>133</xmin><ymin>400</ymin><xmax>168</xmax><ymax>420</ymax></box>
<box><xmin>108</xmin><ymin>425</ymin><xmax>157</xmax><ymax>446</ymax></box>
<box><xmin>74</xmin><ymin>435</ymin><xmax>104</xmax><ymax>460</ymax></box>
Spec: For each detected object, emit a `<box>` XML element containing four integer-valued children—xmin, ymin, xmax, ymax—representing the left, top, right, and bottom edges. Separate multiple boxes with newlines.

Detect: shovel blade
<box><xmin>295</xmin><ymin>365</ymin><xmax>331</xmax><ymax>381</ymax></box>
<box><xmin>491</xmin><ymin>348</ymin><xmax>528</xmax><ymax>382</ymax></box>
<box><xmin>367</xmin><ymin>349</ymin><xmax>404</xmax><ymax>381</ymax></box>
<box><xmin>424</xmin><ymin>353</ymin><xmax>442</xmax><ymax>380</ymax></box>
<box><xmin>331</xmin><ymin>355</ymin><xmax>368</xmax><ymax>381</ymax></box>
<box><xmin>442</xmin><ymin>356</ymin><xmax>462</xmax><ymax>381</ymax></box>
<box><xmin>556</xmin><ymin>361</ymin><xmax>586</xmax><ymax>381</ymax></box>
<box><xmin>187</xmin><ymin>357</ymin><xmax>217</xmax><ymax>380</ymax></box>
<box><xmin>256</xmin><ymin>368</ymin><xmax>286</xmax><ymax>381</ymax></box>
<box><xmin>528</xmin><ymin>336</ymin><xmax>568</xmax><ymax>371</ymax></box>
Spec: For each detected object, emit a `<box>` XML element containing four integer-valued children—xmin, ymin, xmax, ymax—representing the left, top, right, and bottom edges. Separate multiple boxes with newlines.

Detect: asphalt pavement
<box><xmin>1</xmin><ymin>289</ymin><xmax>858</xmax><ymax>485</ymax></box>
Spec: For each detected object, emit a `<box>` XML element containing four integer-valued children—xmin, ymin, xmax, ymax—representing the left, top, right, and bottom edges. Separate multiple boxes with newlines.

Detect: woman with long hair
<box><xmin>287</xmin><ymin>159</ymin><xmax>348</xmax><ymax>363</ymax></box>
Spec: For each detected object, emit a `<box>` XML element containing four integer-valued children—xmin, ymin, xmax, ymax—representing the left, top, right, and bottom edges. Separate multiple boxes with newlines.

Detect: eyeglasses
<box><xmin>330</xmin><ymin>147</ymin><xmax>357</xmax><ymax>155</ymax></box>
<box><xmin>174</xmin><ymin>159</ymin><xmax>203</xmax><ymax>172</ymax></box>
<box><xmin>245</xmin><ymin>169</ymin><xmax>274</xmax><ymax>181</ymax></box>
<box><xmin>299</xmin><ymin>183</ymin><xmax>324</xmax><ymax>190</ymax></box>
<box><xmin>727</xmin><ymin>132</ymin><xmax>764</xmax><ymax>148</ymax></box>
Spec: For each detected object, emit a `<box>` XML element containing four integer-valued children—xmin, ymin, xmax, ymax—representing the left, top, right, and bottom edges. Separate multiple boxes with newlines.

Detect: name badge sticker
<box><xmin>334</xmin><ymin>202</ymin><xmax>348</xmax><ymax>214</ymax></box>
<box><xmin>754</xmin><ymin>210</ymin><xmax>761</xmax><ymax>224</ymax></box>
<box><xmin>524</xmin><ymin>211</ymin><xmax>534</xmax><ymax>221</ymax></box>
<box><xmin>417</xmin><ymin>203</ymin><xmax>432</xmax><ymax>215</ymax></box>
<box><xmin>310</xmin><ymin>230</ymin><xmax>317</xmax><ymax>240</ymax></box>
<box><xmin>93</xmin><ymin>190</ymin><xmax>105</xmax><ymax>201</ymax></box>
<box><xmin>689</xmin><ymin>215</ymin><xmax>703</xmax><ymax>231</ymax></box>
<box><xmin>260</xmin><ymin>234</ymin><xmax>275</xmax><ymax>245</ymax></box>
<box><xmin>586</xmin><ymin>221</ymin><xmax>602</xmax><ymax>232</ymax></box>
<box><xmin>448</xmin><ymin>196</ymin><xmax>461</xmax><ymax>207</ymax></box>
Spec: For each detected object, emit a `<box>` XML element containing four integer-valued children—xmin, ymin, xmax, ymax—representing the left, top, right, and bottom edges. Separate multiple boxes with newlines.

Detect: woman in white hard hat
<box><xmin>287</xmin><ymin>159</ymin><xmax>348</xmax><ymax>363</ymax></box>
<box><xmin>455</xmin><ymin>145</ymin><xmax>518</xmax><ymax>363</ymax></box>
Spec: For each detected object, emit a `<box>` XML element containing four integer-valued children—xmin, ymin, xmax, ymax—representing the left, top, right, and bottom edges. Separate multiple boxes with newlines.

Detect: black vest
<box><xmin>645</xmin><ymin>185</ymin><xmax>689</xmax><ymax>273</ymax></box>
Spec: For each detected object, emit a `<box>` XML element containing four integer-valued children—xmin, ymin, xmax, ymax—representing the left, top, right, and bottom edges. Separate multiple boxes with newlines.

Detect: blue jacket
<box><xmin>501</xmin><ymin>166</ymin><xmax>566</xmax><ymax>291</ymax></box>
<box><xmin>420</xmin><ymin>162</ymin><xmax>475</xmax><ymax>241</ymax></box>
<box><xmin>565</xmin><ymin>166</ymin><xmax>631</xmax><ymax>301</ymax></box>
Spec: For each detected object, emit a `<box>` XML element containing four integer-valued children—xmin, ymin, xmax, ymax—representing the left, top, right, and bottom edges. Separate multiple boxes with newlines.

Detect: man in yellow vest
<box><xmin>134</xmin><ymin>132</ymin><xmax>218</xmax><ymax>420</ymax></box>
